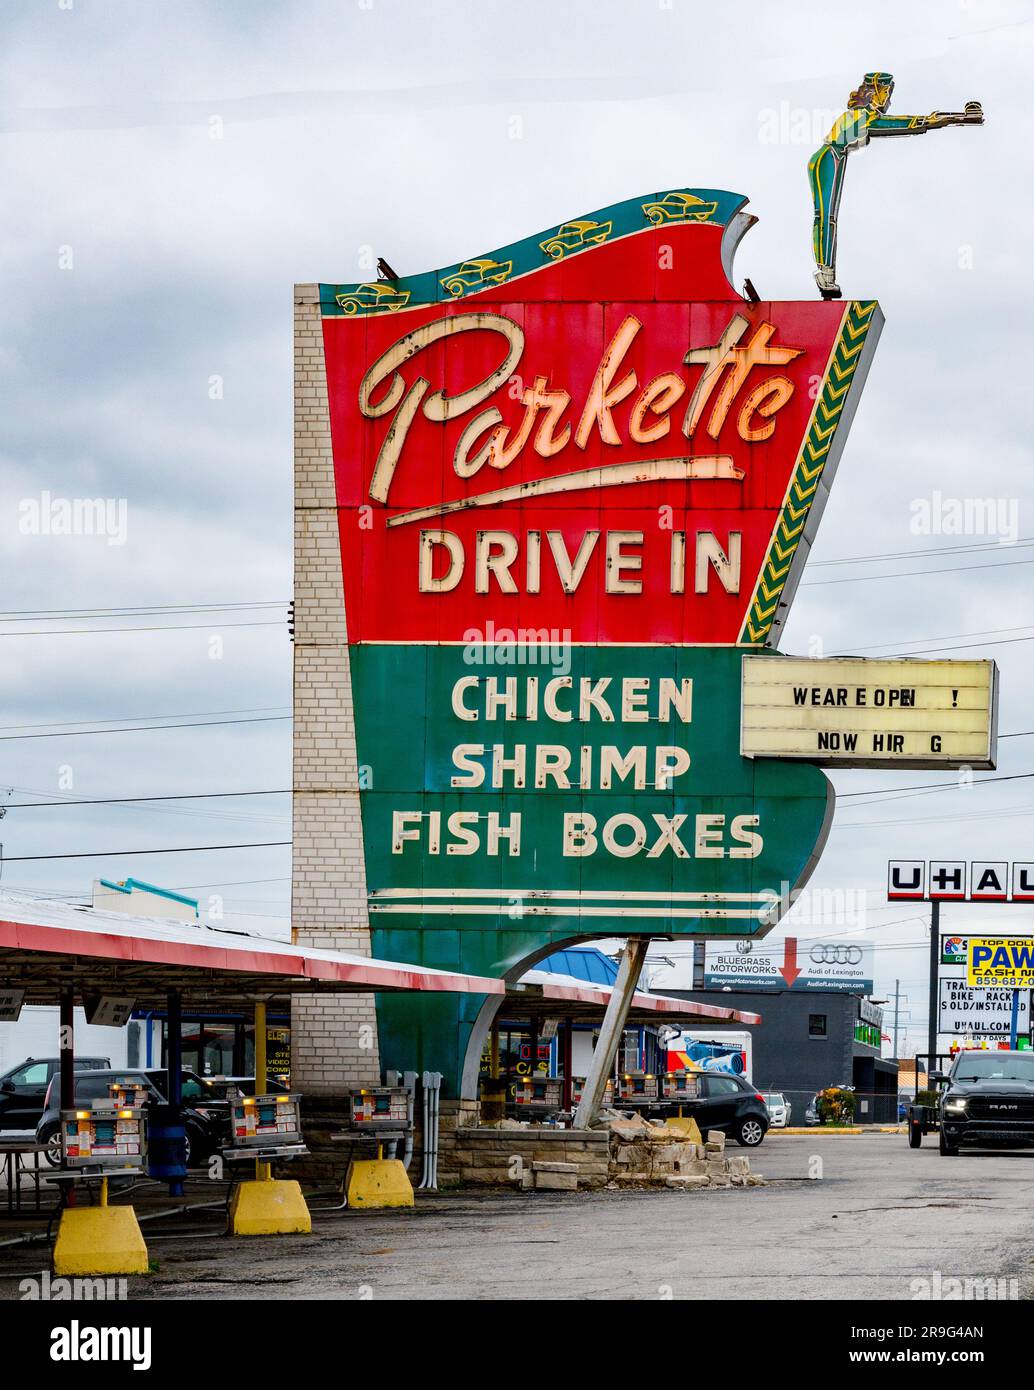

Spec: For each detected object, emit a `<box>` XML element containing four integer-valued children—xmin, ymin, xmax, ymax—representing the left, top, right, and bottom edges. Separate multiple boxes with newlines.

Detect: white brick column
<box><xmin>291</xmin><ymin>283</ymin><xmax>381</xmax><ymax>1092</ymax></box>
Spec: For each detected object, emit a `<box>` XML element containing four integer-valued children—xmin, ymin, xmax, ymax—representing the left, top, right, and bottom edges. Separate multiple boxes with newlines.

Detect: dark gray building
<box><xmin>670</xmin><ymin>988</ymin><xmax>898</xmax><ymax>1124</ymax></box>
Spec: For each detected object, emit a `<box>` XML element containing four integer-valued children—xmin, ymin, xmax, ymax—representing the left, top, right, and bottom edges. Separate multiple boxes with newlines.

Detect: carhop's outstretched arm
<box><xmin>868</xmin><ymin>102</ymin><xmax>985</xmax><ymax>137</ymax></box>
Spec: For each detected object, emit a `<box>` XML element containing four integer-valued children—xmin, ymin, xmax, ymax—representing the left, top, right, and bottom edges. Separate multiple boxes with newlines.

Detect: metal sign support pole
<box><xmin>1010</xmin><ymin>989</ymin><xmax>1020</xmax><ymax>1049</ymax></box>
<box><xmin>928</xmin><ymin>899</ymin><xmax>940</xmax><ymax>1069</ymax></box>
<box><xmin>255</xmin><ymin>1000</ymin><xmax>269</xmax><ymax>1182</ymax></box>
<box><xmin>573</xmin><ymin>936</ymin><xmax>650</xmax><ymax>1131</ymax></box>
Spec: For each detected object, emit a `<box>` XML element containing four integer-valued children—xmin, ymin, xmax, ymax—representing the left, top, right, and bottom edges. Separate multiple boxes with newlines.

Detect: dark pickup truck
<box><xmin>934</xmin><ymin>1050</ymin><xmax>1034</xmax><ymax>1156</ymax></box>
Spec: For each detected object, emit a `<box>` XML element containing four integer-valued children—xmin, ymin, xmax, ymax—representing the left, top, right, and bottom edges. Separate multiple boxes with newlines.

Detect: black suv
<box><xmin>934</xmin><ymin>1050</ymin><xmax>1034</xmax><ymax>1155</ymax></box>
<box><xmin>0</xmin><ymin>1056</ymin><xmax>109</xmax><ymax>1130</ymax></box>
<box><xmin>681</xmin><ymin>1073</ymin><xmax>769</xmax><ymax>1146</ymax></box>
<box><xmin>35</xmin><ymin>1068</ymin><xmax>222</xmax><ymax>1167</ymax></box>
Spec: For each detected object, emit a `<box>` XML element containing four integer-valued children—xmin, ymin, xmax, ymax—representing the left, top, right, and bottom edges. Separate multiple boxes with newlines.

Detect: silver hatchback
<box><xmin>761</xmin><ymin>1092</ymin><xmax>791</xmax><ymax>1127</ymax></box>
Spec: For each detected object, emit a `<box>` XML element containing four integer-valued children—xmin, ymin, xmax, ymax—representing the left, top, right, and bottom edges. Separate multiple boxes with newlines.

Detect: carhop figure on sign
<box><xmin>808</xmin><ymin>72</ymin><xmax>983</xmax><ymax>298</ymax></box>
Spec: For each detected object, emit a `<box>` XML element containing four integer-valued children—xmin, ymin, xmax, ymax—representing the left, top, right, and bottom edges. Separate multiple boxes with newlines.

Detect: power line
<box><xmin>0</xmin><ymin>714</ymin><xmax>291</xmax><ymax>742</ymax></box>
<box><xmin>1</xmin><ymin>787</ymin><xmax>290</xmax><ymax>810</ymax></box>
<box><xmin>0</xmin><ymin>840</ymin><xmax>291</xmax><ymax>863</ymax></box>
<box><xmin>889</xmin><ymin>635</ymin><xmax>1034</xmax><ymax>655</ymax></box>
<box><xmin>803</xmin><ymin>556</ymin><xmax>1034</xmax><ymax>587</ymax></box>
<box><xmin>839</xmin><ymin>771</ymin><xmax>1034</xmax><ymax>802</ymax></box>
<box><xmin>810</xmin><ymin>537</ymin><xmax>1034</xmax><ymax>568</ymax></box>
<box><xmin>0</xmin><ymin>705</ymin><xmax>288</xmax><ymax>733</ymax></box>
<box><xmin>0</xmin><ymin>620</ymin><xmax>285</xmax><ymax>638</ymax></box>
<box><xmin>829</xmin><ymin>623</ymin><xmax>1034</xmax><ymax>654</ymax></box>
<box><xmin>0</xmin><ymin>601</ymin><xmax>287</xmax><ymax>621</ymax></box>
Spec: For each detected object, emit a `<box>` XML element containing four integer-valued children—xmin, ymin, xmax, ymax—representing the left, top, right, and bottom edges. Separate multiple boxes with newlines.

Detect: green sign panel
<box><xmin>355</xmin><ymin>645</ymin><xmax>832</xmax><ymax>1081</ymax></box>
<box><xmin>355</xmin><ymin>644</ymin><xmax>831</xmax><ymax>949</ymax></box>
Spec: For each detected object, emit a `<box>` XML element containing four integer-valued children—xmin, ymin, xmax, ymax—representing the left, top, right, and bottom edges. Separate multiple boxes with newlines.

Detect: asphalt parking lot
<box><xmin>1</xmin><ymin>1133</ymin><xmax>1032</xmax><ymax>1300</ymax></box>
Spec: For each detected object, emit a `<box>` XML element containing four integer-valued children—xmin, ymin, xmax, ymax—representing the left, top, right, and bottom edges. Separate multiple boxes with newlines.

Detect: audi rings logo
<box><xmin>810</xmin><ymin>944</ymin><xmax>863</xmax><ymax>966</ymax></box>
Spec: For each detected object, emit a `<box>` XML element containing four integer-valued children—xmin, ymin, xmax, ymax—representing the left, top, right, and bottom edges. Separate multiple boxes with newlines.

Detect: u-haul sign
<box><xmin>888</xmin><ymin>861</ymin><xmax>1034</xmax><ymax>903</ymax></box>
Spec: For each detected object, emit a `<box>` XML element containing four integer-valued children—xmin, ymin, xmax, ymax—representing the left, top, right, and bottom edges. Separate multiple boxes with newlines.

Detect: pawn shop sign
<box><xmin>968</xmin><ymin>940</ymin><xmax>1034</xmax><ymax>989</ymax></box>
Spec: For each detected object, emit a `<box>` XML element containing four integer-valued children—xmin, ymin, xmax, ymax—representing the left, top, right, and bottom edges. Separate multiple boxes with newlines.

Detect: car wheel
<box><xmin>939</xmin><ymin>1130</ymin><xmax>959</xmax><ymax>1156</ymax></box>
<box><xmin>184</xmin><ymin>1126</ymin><xmax>209</xmax><ymax>1169</ymax></box>
<box><xmin>736</xmin><ymin>1116</ymin><xmax>766</xmax><ymax>1147</ymax></box>
<box><xmin>41</xmin><ymin>1126</ymin><xmax>62</xmax><ymax>1167</ymax></box>
<box><xmin>908</xmin><ymin>1120</ymin><xmax>922</xmax><ymax>1149</ymax></box>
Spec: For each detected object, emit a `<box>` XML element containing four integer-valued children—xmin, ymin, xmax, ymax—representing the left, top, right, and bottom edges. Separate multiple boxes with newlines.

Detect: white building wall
<box><xmin>0</xmin><ymin>1006</ymin><xmax>130</xmax><ymax>1077</ymax></box>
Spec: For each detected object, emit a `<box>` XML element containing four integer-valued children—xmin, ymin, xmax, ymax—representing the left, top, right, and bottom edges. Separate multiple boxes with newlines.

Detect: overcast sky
<box><xmin>1</xmin><ymin>0</ymin><xmax>1031</xmax><ymax>1052</ymax></box>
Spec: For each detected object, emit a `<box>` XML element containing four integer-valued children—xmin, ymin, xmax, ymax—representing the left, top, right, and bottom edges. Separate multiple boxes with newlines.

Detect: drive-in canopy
<box><xmin>0</xmin><ymin>892</ymin><xmax>506</xmax><ymax>1007</ymax></box>
<box><xmin>508</xmin><ymin>968</ymin><xmax>761</xmax><ymax>1026</ymax></box>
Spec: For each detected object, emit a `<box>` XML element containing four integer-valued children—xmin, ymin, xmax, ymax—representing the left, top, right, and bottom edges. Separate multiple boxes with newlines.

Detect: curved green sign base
<box><xmin>355</xmin><ymin>645</ymin><xmax>833</xmax><ymax>1095</ymax></box>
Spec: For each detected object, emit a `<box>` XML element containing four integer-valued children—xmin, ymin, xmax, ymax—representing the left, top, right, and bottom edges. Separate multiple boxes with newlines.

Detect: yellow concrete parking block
<box><xmin>229</xmin><ymin>1178</ymin><xmax>312</xmax><ymax>1235</ymax></box>
<box><xmin>53</xmin><ymin>1206</ymin><xmax>149</xmax><ymax>1276</ymax></box>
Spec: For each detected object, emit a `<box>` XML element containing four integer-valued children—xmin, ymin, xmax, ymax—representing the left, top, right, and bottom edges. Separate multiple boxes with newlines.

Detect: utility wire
<box><xmin>0</xmin><ymin>841</ymin><xmax>291</xmax><ymax>862</ymax></box>
<box><xmin>0</xmin><ymin>601</ymin><xmax>286</xmax><ymax>621</ymax></box>
<box><xmin>0</xmin><ymin>620</ymin><xmax>284</xmax><ymax>638</ymax></box>
<box><xmin>804</xmin><ymin>556</ymin><xmax>1034</xmax><ymax>586</ymax></box>
<box><xmin>810</xmin><ymin>537</ymin><xmax>1034</xmax><ymax>567</ymax></box>
<box><xmin>829</xmin><ymin>623</ymin><xmax>1034</xmax><ymax>654</ymax></box>
<box><xmin>1</xmin><ymin>788</ymin><xmax>289</xmax><ymax>810</ymax></box>
<box><xmin>0</xmin><ymin>705</ymin><xmax>288</xmax><ymax>733</ymax></box>
<box><xmin>839</xmin><ymin>771</ymin><xmax>1034</xmax><ymax>801</ymax></box>
<box><xmin>0</xmin><ymin>714</ymin><xmax>290</xmax><ymax>741</ymax></box>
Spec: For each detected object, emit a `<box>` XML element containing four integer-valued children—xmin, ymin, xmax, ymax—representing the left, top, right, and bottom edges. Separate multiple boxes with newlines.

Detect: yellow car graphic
<box><xmin>335</xmin><ymin>283</ymin><xmax>412</xmax><ymax>315</ymax></box>
<box><xmin>539</xmin><ymin>219</ymin><xmax>613</xmax><ymax>260</ymax></box>
<box><xmin>440</xmin><ymin>258</ymin><xmax>513</xmax><ymax>297</ymax></box>
<box><xmin>641</xmin><ymin>192</ymin><xmax>719</xmax><ymax>225</ymax></box>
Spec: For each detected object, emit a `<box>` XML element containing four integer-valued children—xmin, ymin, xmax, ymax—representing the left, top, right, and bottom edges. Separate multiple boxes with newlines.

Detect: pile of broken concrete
<box><xmin>601</xmin><ymin>1112</ymin><xmax>765</xmax><ymax>1190</ymax></box>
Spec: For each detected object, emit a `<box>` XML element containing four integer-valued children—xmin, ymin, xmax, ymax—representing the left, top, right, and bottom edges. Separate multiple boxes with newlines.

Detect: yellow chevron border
<box><xmin>739</xmin><ymin>300</ymin><xmax>879</xmax><ymax>646</ymax></box>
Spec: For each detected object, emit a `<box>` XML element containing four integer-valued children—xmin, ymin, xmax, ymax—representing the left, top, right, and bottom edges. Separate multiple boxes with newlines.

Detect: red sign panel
<box><xmin>321</xmin><ymin>192</ymin><xmax>880</xmax><ymax>647</ymax></box>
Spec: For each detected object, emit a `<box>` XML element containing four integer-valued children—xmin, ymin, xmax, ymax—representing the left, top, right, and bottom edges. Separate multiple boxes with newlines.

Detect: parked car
<box><xmin>934</xmin><ymin>1050</ymin><xmax>1034</xmax><ymax>1156</ymax></box>
<box><xmin>682</xmin><ymin>1073</ymin><xmax>769</xmax><ymax>1146</ymax></box>
<box><xmin>35</xmin><ymin>1068</ymin><xmax>222</xmax><ymax>1167</ymax></box>
<box><xmin>761</xmin><ymin>1092</ymin><xmax>790</xmax><ymax>1128</ymax></box>
<box><xmin>0</xmin><ymin>1056</ymin><xmax>110</xmax><ymax>1131</ymax></box>
<box><xmin>804</xmin><ymin>1095</ymin><xmax>820</xmax><ymax>1125</ymax></box>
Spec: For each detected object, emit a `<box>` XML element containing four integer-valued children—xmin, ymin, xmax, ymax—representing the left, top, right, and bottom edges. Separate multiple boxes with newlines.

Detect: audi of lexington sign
<box><xmin>704</xmin><ymin>938</ymin><xmax>873</xmax><ymax>992</ymax></box>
